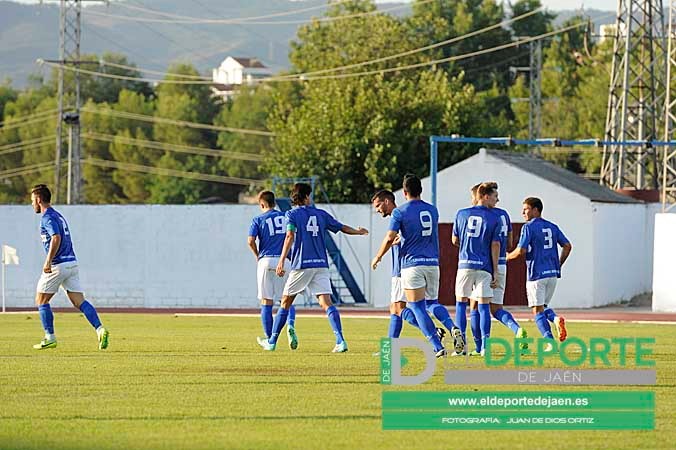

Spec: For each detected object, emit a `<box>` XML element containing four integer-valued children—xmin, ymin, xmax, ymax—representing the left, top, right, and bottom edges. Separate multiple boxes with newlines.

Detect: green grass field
<box><xmin>1</xmin><ymin>313</ymin><xmax>674</xmax><ymax>450</ymax></box>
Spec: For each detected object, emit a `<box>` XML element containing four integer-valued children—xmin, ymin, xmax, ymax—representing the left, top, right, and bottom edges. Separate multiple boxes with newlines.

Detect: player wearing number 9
<box><xmin>507</xmin><ymin>197</ymin><xmax>573</xmax><ymax>344</ymax></box>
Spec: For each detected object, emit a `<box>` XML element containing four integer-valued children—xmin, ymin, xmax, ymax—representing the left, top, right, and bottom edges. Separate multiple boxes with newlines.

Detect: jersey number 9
<box><xmin>467</xmin><ymin>216</ymin><xmax>482</xmax><ymax>238</ymax></box>
<box><xmin>419</xmin><ymin>211</ymin><xmax>433</xmax><ymax>236</ymax></box>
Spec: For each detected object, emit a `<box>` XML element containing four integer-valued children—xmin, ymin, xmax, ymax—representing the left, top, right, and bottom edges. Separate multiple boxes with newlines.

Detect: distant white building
<box><xmin>211</xmin><ymin>56</ymin><xmax>271</xmax><ymax>100</ymax></box>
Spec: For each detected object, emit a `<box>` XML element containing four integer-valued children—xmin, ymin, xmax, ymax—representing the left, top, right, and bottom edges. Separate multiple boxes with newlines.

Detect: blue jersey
<box><xmin>491</xmin><ymin>207</ymin><xmax>512</xmax><ymax>264</ymax></box>
<box><xmin>517</xmin><ymin>217</ymin><xmax>570</xmax><ymax>281</ymax></box>
<box><xmin>453</xmin><ymin>206</ymin><xmax>501</xmax><ymax>274</ymax></box>
<box><xmin>388</xmin><ymin>200</ymin><xmax>439</xmax><ymax>269</ymax></box>
<box><xmin>391</xmin><ymin>242</ymin><xmax>402</xmax><ymax>278</ymax></box>
<box><xmin>286</xmin><ymin>205</ymin><xmax>343</xmax><ymax>270</ymax></box>
<box><xmin>40</xmin><ymin>207</ymin><xmax>76</xmax><ymax>265</ymax></box>
<box><xmin>248</xmin><ymin>210</ymin><xmax>286</xmax><ymax>259</ymax></box>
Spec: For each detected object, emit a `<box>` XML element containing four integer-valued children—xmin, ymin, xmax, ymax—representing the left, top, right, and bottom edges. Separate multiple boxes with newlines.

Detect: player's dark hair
<box><xmin>291</xmin><ymin>183</ymin><xmax>312</xmax><ymax>206</ymax></box>
<box><xmin>524</xmin><ymin>197</ymin><xmax>543</xmax><ymax>213</ymax></box>
<box><xmin>371</xmin><ymin>189</ymin><xmax>395</xmax><ymax>203</ymax></box>
<box><xmin>402</xmin><ymin>174</ymin><xmax>422</xmax><ymax>197</ymax></box>
<box><xmin>257</xmin><ymin>190</ymin><xmax>275</xmax><ymax>207</ymax></box>
<box><xmin>31</xmin><ymin>184</ymin><xmax>51</xmax><ymax>203</ymax></box>
<box><xmin>478</xmin><ymin>183</ymin><xmax>497</xmax><ymax>198</ymax></box>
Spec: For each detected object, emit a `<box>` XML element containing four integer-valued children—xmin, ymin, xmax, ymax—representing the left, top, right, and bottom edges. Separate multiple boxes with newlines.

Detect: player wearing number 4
<box><xmin>257</xmin><ymin>183</ymin><xmax>368</xmax><ymax>353</ymax></box>
<box><xmin>372</xmin><ymin>174</ymin><xmax>460</xmax><ymax>358</ymax></box>
<box><xmin>507</xmin><ymin>197</ymin><xmax>572</xmax><ymax>346</ymax></box>
<box><xmin>248</xmin><ymin>191</ymin><xmax>297</xmax><ymax>349</ymax></box>
<box><xmin>30</xmin><ymin>184</ymin><xmax>109</xmax><ymax>350</ymax></box>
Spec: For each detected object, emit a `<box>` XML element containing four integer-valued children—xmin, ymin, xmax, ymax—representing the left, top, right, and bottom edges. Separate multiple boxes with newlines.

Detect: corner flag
<box><xmin>2</xmin><ymin>245</ymin><xmax>19</xmax><ymax>265</ymax></box>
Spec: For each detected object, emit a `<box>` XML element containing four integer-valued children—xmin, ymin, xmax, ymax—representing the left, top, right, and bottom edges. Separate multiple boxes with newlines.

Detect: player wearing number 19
<box><xmin>257</xmin><ymin>183</ymin><xmax>368</xmax><ymax>353</ymax></box>
<box><xmin>247</xmin><ymin>191</ymin><xmax>297</xmax><ymax>349</ymax></box>
<box><xmin>29</xmin><ymin>184</ymin><xmax>109</xmax><ymax>350</ymax></box>
<box><xmin>507</xmin><ymin>197</ymin><xmax>572</xmax><ymax>343</ymax></box>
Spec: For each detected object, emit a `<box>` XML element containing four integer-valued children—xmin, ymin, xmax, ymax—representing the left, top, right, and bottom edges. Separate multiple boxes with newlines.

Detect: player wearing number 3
<box><xmin>507</xmin><ymin>197</ymin><xmax>573</xmax><ymax>344</ymax></box>
<box><xmin>248</xmin><ymin>191</ymin><xmax>297</xmax><ymax>349</ymax></box>
<box><xmin>257</xmin><ymin>183</ymin><xmax>368</xmax><ymax>353</ymax></box>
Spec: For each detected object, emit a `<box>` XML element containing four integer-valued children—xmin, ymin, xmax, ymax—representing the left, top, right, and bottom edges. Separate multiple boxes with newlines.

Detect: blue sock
<box><xmin>261</xmin><ymin>305</ymin><xmax>273</xmax><ymax>338</ymax></box>
<box><xmin>426</xmin><ymin>299</ymin><xmax>456</xmax><ymax>332</ymax></box>
<box><xmin>400</xmin><ymin>307</ymin><xmax>420</xmax><ymax>329</ymax></box>
<box><xmin>288</xmin><ymin>305</ymin><xmax>296</xmax><ymax>328</ymax></box>
<box><xmin>269</xmin><ymin>308</ymin><xmax>289</xmax><ymax>345</ymax></box>
<box><xmin>478</xmin><ymin>303</ymin><xmax>492</xmax><ymax>352</ymax></box>
<box><xmin>455</xmin><ymin>301</ymin><xmax>468</xmax><ymax>341</ymax></box>
<box><xmin>544</xmin><ymin>307</ymin><xmax>557</xmax><ymax>323</ymax></box>
<box><xmin>493</xmin><ymin>308</ymin><xmax>520</xmax><ymax>334</ymax></box>
<box><xmin>388</xmin><ymin>314</ymin><xmax>403</xmax><ymax>338</ymax></box>
<box><xmin>470</xmin><ymin>308</ymin><xmax>482</xmax><ymax>352</ymax></box>
<box><xmin>408</xmin><ymin>300</ymin><xmax>443</xmax><ymax>352</ymax></box>
<box><xmin>326</xmin><ymin>306</ymin><xmax>344</xmax><ymax>344</ymax></box>
<box><xmin>79</xmin><ymin>301</ymin><xmax>102</xmax><ymax>329</ymax></box>
<box><xmin>38</xmin><ymin>304</ymin><xmax>54</xmax><ymax>335</ymax></box>
<box><xmin>535</xmin><ymin>312</ymin><xmax>554</xmax><ymax>339</ymax></box>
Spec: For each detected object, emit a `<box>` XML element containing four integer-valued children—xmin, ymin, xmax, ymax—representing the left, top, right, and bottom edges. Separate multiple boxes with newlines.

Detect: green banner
<box><xmin>382</xmin><ymin>411</ymin><xmax>655</xmax><ymax>430</ymax></box>
<box><xmin>382</xmin><ymin>391</ymin><xmax>654</xmax><ymax>410</ymax></box>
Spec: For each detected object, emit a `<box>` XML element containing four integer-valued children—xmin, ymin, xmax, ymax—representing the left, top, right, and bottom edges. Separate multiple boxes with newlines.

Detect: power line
<box><xmin>272</xmin><ymin>7</ymin><xmax>544</xmax><ymax>80</ymax></box>
<box><xmin>0</xmin><ymin>109</ymin><xmax>60</xmax><ymax>127</ymax></box>
<box><xmin>83</xmin><ymin>132</ymin><xmax>264</xmax><ymax>161</ymax></box>
<box><xmin>83</xmin><ymin>1</ymin><xmax>431</xmax><ymax>25</ymax></box>
<box><xmin>80</xmin><ymin>107</ymin><xmax>274</xmax><ymax>136</ymax></box>
<box><xmin>83</xmin><ymin>157</ymin><xmax>262</xmax><ymax>185</ymax></box>
<box><xmin>0</xmin><ymin>114</ymin><xmax>58</xmax><ymax>132</ymax></box>
<box><xmin>0</xmin><ymin>162</ymin><xmax>54</xmax><ymax>178</ymax></box>
<box><xmin>0</xmin><ymin>136</ymin><xmax>56</xmax><ymax>156</ymax></box>
<box><xmin>98</xmin><ymin>59</ymin><xmax>211</xmax><ymax>80</ymax></box>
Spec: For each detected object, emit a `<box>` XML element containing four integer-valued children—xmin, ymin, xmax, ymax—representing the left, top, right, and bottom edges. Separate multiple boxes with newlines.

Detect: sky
<box><xmin>11</xmin><ymin>0</ymin><xmax>619</xmax><ymax>12</ymax></box>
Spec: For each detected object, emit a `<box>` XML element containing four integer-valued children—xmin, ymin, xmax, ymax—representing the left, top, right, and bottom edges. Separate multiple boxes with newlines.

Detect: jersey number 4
<box><xmin>306</xmin><ymin>215</ymin><xmax>320</xmax><ymax>237</ymax></box>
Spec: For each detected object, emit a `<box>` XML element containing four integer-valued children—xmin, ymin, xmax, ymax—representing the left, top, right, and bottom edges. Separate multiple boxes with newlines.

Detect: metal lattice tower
<box><xmin>528</xmin><ymin>39</ymin><xmax>543</xmax><ymax>145</ymax></box>
<box><xmin>601</xmin><ymin>0</ymin><xmax>667</xmax><ymax>192</ymax></box>
<box><xmin>55</xmin><ymin>0</ymin><xmax>82</xmax><ymax>204</ymax></box>
<box><xmin>663</xmin><ymin>0</ymin><xmax>676</xmax><ymax>210</ymax></box>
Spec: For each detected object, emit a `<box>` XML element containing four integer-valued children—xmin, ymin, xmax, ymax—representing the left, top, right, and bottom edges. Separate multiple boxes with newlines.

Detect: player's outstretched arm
<box><xmin>560</xmin><ymin>242</ymin><xmax>572</xmax><ymax>267</ymax></box>
<box><xmin>507</xmin><ymin>247</ymin><xmax>526</xmax><ymax>261</ymax></box>
<box><xmin>247</xmin><ymin>236</ymin><xmax>259</xmax><ymax>260</ymax></box>
<box><xmin>372</xmin><ymin>230</ymin><xmax>397</xmax><ymax>270</ymax></box>
<box><xmin>341</xmin><ymin>225</ymin><xmax>368</xmax><ymax>236</ymax></box>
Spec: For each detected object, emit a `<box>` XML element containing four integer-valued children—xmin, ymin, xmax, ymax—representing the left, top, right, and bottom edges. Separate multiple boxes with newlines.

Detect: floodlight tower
<box><xmin>601</xmin><ymin>0</ymin><xmax>668</xmax><ymax>194</ymax></box>
<box><xmin>663</xmin><ymin>0</ymin><xmax>676</xmax><ymax>210</ymax></box>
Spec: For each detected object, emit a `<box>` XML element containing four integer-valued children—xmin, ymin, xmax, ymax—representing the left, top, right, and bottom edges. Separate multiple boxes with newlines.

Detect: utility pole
<box><xmin>528</xmin><ymin>39</ymin><xmax>543</xmax><ymax>147</ymax></box>
<box><xmin>663</xmin><ymin>0</ymin><xmax>676</xmax><ymax>211</ymax></box>
<box><xmin>601</xmin><ymin>0</ymin><xmax>667</xmax><ymax>193</ymax></box>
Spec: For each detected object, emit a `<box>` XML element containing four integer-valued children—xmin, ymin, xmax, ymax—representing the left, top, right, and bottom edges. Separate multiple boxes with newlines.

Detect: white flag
<box><xmin>2</xmin><ymin>245</ymin><xmax>19</xmax><ymax>265</ymax></box>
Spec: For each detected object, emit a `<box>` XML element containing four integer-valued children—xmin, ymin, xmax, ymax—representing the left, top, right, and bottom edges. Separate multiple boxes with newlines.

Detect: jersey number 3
<box><xmin>543</xmin><ymin>228</ymin><xmax>553</xmax><ymax>249</ymax></box>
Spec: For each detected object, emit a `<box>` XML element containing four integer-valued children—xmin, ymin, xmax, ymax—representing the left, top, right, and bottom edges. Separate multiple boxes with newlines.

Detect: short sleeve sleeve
<box><xmin>43</xmin><ymin>216</ymin><xmax>60</xmax><ymax>237</ymax></box>
<box><xmin>248</xmin><ymin>218</ymin><xmax>258</xmax><ymax>237</ymax></box>
<box><xmin>517</xmin><ymin>223</ymin><xmax>531</xmax><ymax>249</ymax></box>
<box><xmin>285</xmin><ymin>210</ymin><xmax>297</xmax><ymax>232</ymax></box>
<box><xmin>388</xmin><ymin>208</ymin><xmax>402</xmax><ymax>233</ymax></box>
<box><xmin>556</xmin><ymin>226</ymin><xmax>570</xmax><ymax>246</ymax></box>
<box><xmin>324</xmin><ymin>210</ymin><xmax>343</xmax><ymax>234</ymax></box>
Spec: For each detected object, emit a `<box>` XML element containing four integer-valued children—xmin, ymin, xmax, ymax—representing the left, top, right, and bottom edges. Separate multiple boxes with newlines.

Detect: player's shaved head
<box><xmin>257</xmin><ymin>190</ymin><xmax>275</xmax><ymax>208</ymax></box>
<box><xmin>371</xmin><ymin>189</ymin><xmax>395</xmax><ymax>203</ymax></box>
<box><xmin>31</xmin><ymin>184</ymin><xmax>51</xmax><ymax>203</ymax></box>
<box><xmin>291</xmin><ymin>183</ymin><xmax>312</xmax><ymax>206</ymax></box>
<box><xmin>403</xmin><ymin>174</ymin><xmax>422</xmax><ymax>198</ymax></box>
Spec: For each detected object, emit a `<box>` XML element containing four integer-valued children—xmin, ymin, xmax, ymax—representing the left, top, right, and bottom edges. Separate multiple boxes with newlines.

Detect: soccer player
<box><xmin>257</xmin><ymin>183</ymin><xmax>368</xmax><ymax>353</ymax></box>
<box><xmin>452</xmin><ymin>183</ymin><xmax>501</xmax><ymax>356</ymax></box>
<box><xmin>472</xmin><ymin>183</ymin><xmax>527</xmax><ymax>351</ymax></box>
<box><xmin>372</xmin><ymin>174</ymin><xmax>461</xmax><ymax>358</ymax></box>
<box><xmin>29</xmin><ymin>184</ymin><xmax>109</xmax><ymax>350</ymax></box>
<box><xmin>507</xmin><ymin>197</ymin><xmax>572</xmax><ymax>345</ymax></box>
<box><xmin>371</xmin><ymin>189</ymin><xmax>445</xmax><ymax>341</ymax></box>
<box><xmin>247</xmin><ymin>190</ymin><xmax>297</xmax><ymax>349</ymax></box>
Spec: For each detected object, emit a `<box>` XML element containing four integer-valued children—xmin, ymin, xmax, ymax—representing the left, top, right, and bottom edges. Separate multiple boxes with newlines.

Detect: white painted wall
<box><xmin>0</xmin><ymin>204</ymin><xmax>373</xmax><ymax>309</ymax></box>
<box><xmin>652</xmin><ymin>213</ymin><xmax>676</xmax><ymax>312</ymax></box>
<box><xmin>394</xmin><ymin>149</ymin><xmax>596</xmax><ymax>308</ymax></box>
